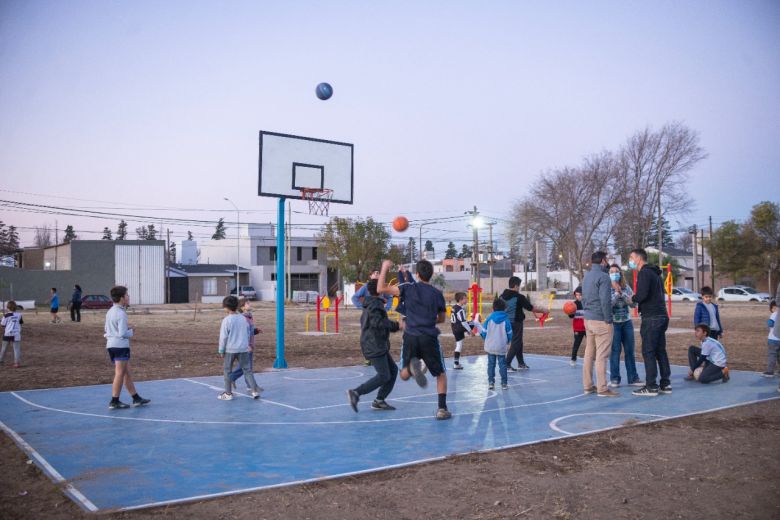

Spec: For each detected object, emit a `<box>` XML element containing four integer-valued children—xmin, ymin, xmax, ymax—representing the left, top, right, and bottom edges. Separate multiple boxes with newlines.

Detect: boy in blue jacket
<box><xmin>694</xmin><ymin>287</ymin><xmax>723</xmax><ymax>340</ymax></box>
<box><xmin>480</xmin><ymin>298</ymin><xmax>513</xmax><ymax>390</ymax></box>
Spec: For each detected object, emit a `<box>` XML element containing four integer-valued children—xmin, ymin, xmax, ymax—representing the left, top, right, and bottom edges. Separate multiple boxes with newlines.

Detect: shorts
<box><xmin>51</xmin><ymin>307</ymin><xmax>59</xmax><ymax>314</ymax></box>
<box><xmin>452</xmin><ymin>329</ymin><xmax>466</xmax><ymax>342</ymax></box>
<box><xmin>107</xmin><ymin>348</ymin><xmax>131</xmax><ymax>363</ymax></box>
<box><xmin>401</xmin><ymin>333</ymin><xmax>445</xmax><ymax>377</ymax></box>
<box><xmin>3</xmin><ymin>335</ymin><xmax>16</xmax><ymax>342</ymax></box>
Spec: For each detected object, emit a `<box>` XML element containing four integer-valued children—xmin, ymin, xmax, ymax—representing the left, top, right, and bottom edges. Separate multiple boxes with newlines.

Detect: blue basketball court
<box><xmin>0</xmin><ymin>353</ymin><xmax>777</xmax><ymax>512</ymax></box>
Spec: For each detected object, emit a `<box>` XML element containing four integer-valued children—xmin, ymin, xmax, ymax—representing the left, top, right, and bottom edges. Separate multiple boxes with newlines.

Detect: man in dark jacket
<box><xmin>347</xmin><ymin>280</ymin><xmax>401</xmax><ymax>412</ymax></box>
<box><xmin>502</xmin><ymin>276</ymin><xmax>548</xmax><ymax>370</ymax></box>
<box><xmin>629</xmin><ymin>248</ymin><xmax>671</xmax><ymax>396</ymax></box>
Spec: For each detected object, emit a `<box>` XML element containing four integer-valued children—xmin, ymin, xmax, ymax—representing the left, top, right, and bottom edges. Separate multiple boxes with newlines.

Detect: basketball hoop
<box><xmin>300</xmin><ymin>188</ymin><xmax>333</xmax><ymax>216</ymax></box>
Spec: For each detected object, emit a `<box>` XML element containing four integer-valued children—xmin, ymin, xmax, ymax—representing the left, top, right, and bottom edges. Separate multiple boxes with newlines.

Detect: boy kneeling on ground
<box><xmin>686</xmin><ymin>323</ymin><xmax>730</xmax><ymax>384</ymax></box>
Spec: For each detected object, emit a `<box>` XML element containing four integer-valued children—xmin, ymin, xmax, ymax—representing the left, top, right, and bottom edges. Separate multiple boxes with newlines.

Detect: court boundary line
<box><xmin>0</xmin><ymin>420</ymin><xmax>98</xmax><ymax>513</ymax></box>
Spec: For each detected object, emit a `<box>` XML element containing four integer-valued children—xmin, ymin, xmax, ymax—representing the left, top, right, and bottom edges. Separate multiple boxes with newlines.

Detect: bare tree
<box><xmin>34</xmin><ymin>225</ymin><xmax>53</xmax><ymax>248</ymax></box>
<box><xmin>615</xmin><ymin>122</ymin><xmax>706</xmax><ymax>256</ymax></box>
<box><xmin>510</xmin><ymin>152</ymin><xmax>627</xmax><ymax>283</ymax></box>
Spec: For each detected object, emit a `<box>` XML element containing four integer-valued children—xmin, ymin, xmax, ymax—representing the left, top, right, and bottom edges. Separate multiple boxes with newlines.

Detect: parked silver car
<box><xmin>717</xmin><ymin>285</ymin><xmax>770</xmax><ymax>302</ymax></box>
<box><xmin>670</xmin><ymin>287</ymin><xmax>701</xmax><ymax>302</ymax></box>
<box><xmin>231</xmin><ymin>285</ymin><xmax>258</xmax><ymax>300</ymax></box>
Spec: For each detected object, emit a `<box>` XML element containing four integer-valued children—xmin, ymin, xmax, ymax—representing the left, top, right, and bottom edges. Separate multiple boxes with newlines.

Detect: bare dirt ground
<box><xmin>1</xmin><ymin>301</ymin><xmax>778</xmax><ymax>519</ymax></box>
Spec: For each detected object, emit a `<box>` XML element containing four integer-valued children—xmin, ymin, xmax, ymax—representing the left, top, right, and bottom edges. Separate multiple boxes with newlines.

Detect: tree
<box><xmin>444</xmin><ymin>241</ymin><xmax>458</xmax><ymax>259</ymax></box>
<box><xmin>0</xmin><ymin>222</ymin><xmax>20</xmax><ymax>255</ymax></box>
<box><xmin>63</xmin><ymin>225</ymin><xmax>77</xmax><ymax>243</ymax></box>
<box><xmin>616</xmin><ymin>122</ymin><xmax>706</xmax><ymax>253</ymax></box>
<box><xmin>707</xmin><ymin>221</ymin><xmax>750</xmax><ymax>282</ymax></box>
<box><xmin>405</xmin><ymin>238</ymin><xmax>418</xmax><ymax>263</ymax></box>
<box><xmin>187</xmin><ymin>230</ymin><xmax>194</xmax><ymax>241</ymax></box>
<box><xmin>101</xmin><ymin>227</ymin><xmax>113</xmax><ymax>240</ymax></box>
<box><xmin>424</xmin><ymin>240</ymin><xmax>434</xmax><ymax>258</ymax></box>
<box><xmin>146</xmin><ymin>224</ymin><xmax>157</xmax><ymax>240</ymax></box>
<box><xmin>674</xmin><ymin>231</ymin><xmax>693</xmax><ymax>252</ymax></box>
<box><xmin>646</xmin><ymin>217</ymin><xmax>674</xmax><ymax>249</ymax></box>
<box><xmin>317</xmin><ymin>217</ymin><xmax>393</xmax><ymax>282</ymax></box>
<box><xmin>135</xmin><ymin>226</ymin><xmax>149</xmax><ymax>240</ymax></box>
<box><xmin>212</xmin><ymin>218</ymin><xmax>227</xmax><ymax>240</ymax></box>
<box><xmin>459</xmin><ymin>244</ymin><xmax>473</xmax><ymax>259</ymax></box>
<box><xmin>168</xmin><ymin>241</ymin><xmax>177</xmax><ymax>264</ymax></box>
<box><xmin>116</xmin><ymin>220</ymin><xmax>128</xmax><ymax>240</ymax></box>
<box><xmin>34</xmin><ymin>225</ymin><xmax>53</xmax><ymax>248</ymax></box>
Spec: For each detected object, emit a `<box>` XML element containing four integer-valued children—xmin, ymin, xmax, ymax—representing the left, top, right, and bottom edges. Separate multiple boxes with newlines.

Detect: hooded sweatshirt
<box><xmin>360</xmin><ymin>295</ymin><xmax>400</xmax><ymax>358</ymax></box>
<box><xmin>480</xmin><ymin>310</ymin><xmax>513</xmax><ymax>355</ymax></box>
<box><xmin>632</xmin><ymin>264</ymin><xmax>667</xmax><ymax>317</ymax></box>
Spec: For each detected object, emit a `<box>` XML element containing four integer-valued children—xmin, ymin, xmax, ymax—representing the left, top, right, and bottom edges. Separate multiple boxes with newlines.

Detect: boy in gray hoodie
<box><xmin>218</xmin><ymin>295</ymin><xmax>261</xmax><ymax>401</ymax></box>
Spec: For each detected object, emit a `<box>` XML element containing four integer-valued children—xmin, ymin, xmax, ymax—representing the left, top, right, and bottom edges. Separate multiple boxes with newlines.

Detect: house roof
<box><xmin>647</xmin><ymin>246</ymin><xmax>693</xmax><ymax>257</ymax></box>
<box><xmin>173</xmin><ymin>263</ymin><xmax>250</xmax><ymax>276</ymax></box>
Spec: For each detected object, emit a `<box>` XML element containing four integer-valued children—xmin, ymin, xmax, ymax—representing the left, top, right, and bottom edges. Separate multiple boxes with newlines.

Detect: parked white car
<box><xmin>717</xmin><ymin>285</ymin><xmax>770</xmax><ymax>302</ymax></box>
<box><xmin>231</xmin><ymin>286</ymin><xmax>258</xmax><ymax>300</ymax></box>
<box><xmin>670</xmin><ymin>287</ymin><xmax>701</xmax><ymax>302</ymax></box>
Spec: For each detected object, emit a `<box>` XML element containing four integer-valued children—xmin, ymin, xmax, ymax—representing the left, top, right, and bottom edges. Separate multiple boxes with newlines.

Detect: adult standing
<box><xmin>608</xmin><ymin>265</ymin><xmax>643</xmax><ymax>387</ymax></box>
<box><xmin>581</xmin><ymin>251</ymin><xmax>619</xmax><ymax>397</ymax></box>
<box><xmin>70</xmin><ymin>284</ymin><xmax>83</xmax><ymax>322</ymax></box>
<box><xmin>630</xmin><ymin>248</ymin><xmax>672</xmax><ymax>396</ymax></box>
<box><xmin>501</xmin><ymin>276</ymin><xmax>547</xmax><ymax>371</ymax></box>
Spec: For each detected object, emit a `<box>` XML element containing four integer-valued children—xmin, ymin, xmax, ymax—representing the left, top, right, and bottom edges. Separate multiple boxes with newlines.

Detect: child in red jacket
<box><xmin>568</xmin><ymin>287</ymin><xmax>586</xmax><ymax>366</ymax></box>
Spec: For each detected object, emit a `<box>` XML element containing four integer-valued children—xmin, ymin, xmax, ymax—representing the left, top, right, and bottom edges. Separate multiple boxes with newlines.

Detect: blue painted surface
<box><xmin>273</xmin><ymin>196</ymin><xmax>287</xmax><ymax>369</ymax></box>
<box><xmin>0</xmin><ymin>353</ymin><xmax>777</xmax><ymax>511</ymax></box>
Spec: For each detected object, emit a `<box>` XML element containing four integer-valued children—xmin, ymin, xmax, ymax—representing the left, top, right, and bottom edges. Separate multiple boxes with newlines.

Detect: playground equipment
<box><xmin>532</xmin><ymin>291</ymin><xmax>555</xmax><ymax>328</ymax></box>
<box><xmin>467</xmin><ymin>283</ymin><xmax>484</xmax><ymax>321</ymax></box>
<box><xmin>304</xmin><ymin>295</ymin><xmax>344</xmax><ymax>333</ymax></box>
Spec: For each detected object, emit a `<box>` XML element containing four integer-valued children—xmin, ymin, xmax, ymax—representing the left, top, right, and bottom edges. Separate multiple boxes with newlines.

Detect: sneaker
<box><xmin>371</xmin><ymin>399</ymin><xmax>396</xmax><ymax>410</ymax></box>
<box><xmin>507</xmin><ymin>365</ymin><xmax>518</xmax><ymax>372</ymax></box>
<box><xmin>250</xmin><ymin>390</ymin><xmax>260</xmax><ymax>400</ymax></box>
<box><xmin>435</xmin><ymin>408</ymin><xmax>452</xmax><ymax>420</ymax></box>
<box><xmin>13</xmin><ymin>363</ymin><xmax>20</xmax><ymax>369</ymax></box>
<box><xmin>453</xmin><ymin>362</ymin><xmax>464</xmax><ymax>370</ymax></box>
<box><xmin>761</xmin><ymin>372</ymin><xmax>774</xmax><ymax>378</ymax></box>
<box><xmin>217</xmin><ymin>392</ymin><xmax>234</xmax><ymax>401</ymax></box>
<box><xmin>569</xmin><ymin>359</ymin><xmax>577</xmax><ymax>367</ymax></box>
<box><xmin>347</xmin><ymin>389</ymin><xmax>359</xmax><ymax>412</ymax></box>
<box><xmin>408</xmin><ymin>357</ymin><xmax>428</xmax><ymax>388</ymax></box>
<box><xmin>132</xmin><ymin>396</ymin><xmax>150</xmax><ymax>407</ymax></box>
<box><xmin>518</xmin><ymin>363</ymin><xmax>530</xmax><ymax>370</ymax></box>
<box><xmin>629</xmin><ymin>379</ymin><xmax>645</xmax><ymax>387</ymax></box>
<box><xmin>501</xmin><ymin>383</ymin><xmax>508</xmax><ymax>390</ymax></box>
<box><xmin>722</xmin><ymin>367</ymin><xmax>730</xmax><ymax>383</ymax></box>
<box><xmin>109</xmin><ymin>400</ymin><xmax>130</xmax><ymax>409</ymax></box>
<box><xmin>488</xmin><ymin>383</ymin><xmax>495</xmax><ymax>390</ymax></box>
<box><xmin>632</xmin><ymin>386</ymin><xmax>659</xmax><ymax>397</ymax></box>
<box><xmin>583</xmin><ymin>386</ymin><xmax>597</xmax><ymax>394</ymax></box>
<box><xmin>597</xmin><ymin>389</ymin><xmax>619</xmax><ymax>397</ymax></box>
<box><xmin>608</xmin><ymin>380</ymin><xmax>620</xmax><ymax>388</ymax></box>
<box><xmin>659</xmin><ymin>385</ymin><xmax>672</xmax><ymax>394</ymax></box>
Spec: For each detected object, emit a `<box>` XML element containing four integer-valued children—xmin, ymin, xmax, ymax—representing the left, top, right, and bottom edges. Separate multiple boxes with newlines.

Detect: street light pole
<box><xmin>224</xmin><ymin>197</ymin><xmax>240</xmax><ymax>296</ymax></box>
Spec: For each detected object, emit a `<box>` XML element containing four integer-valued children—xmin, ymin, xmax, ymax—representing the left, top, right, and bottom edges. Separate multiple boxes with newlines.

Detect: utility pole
<box><xmin>523</xmin><ymin>226</ymin><xmax>529</xmax><ymax>289</ymax></box>
<box><xmin>690</xmin><ymin>225</ymin><xmax>699</xmax><ymax>292</ymax></box>
<box><xmin>709</xmin><ymin>216</ymin><xmax>716</xmax><ymax>291</ymax></box>
<box><xmin>465</xmin><ymin>206</ymin><xmax>480</xmax><ymax>285</ymax></box>
<box><xmin>657</xmin><ymin>180</ymin><xmax>663</xmax><ymax>266</ymax></box>
<box><xmin>166</xmin><ymin>228</ymin><xmax>171</xmax><ymax>303</ymax></box>
<box><xmin>699</xmin><ymin>228</ymin><xmax>705</xmax><ymax>289</ymax></box>
<box><xmin>487</xmin><ymin>222</ymin><xmax>495</xmax><ymax>294</ymax></box>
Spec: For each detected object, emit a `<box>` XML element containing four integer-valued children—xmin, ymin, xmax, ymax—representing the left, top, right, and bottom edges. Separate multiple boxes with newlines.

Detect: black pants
<box><xmin>70</xmin><ymin>302</ymin><xmax>82</xmax><ymax>322</ymax></box>
<box><xmin>639</xmin><ymin>315</ymin><xmax>671</xmax><ymax>389</ymax></box>
<box><xmin>354</xmin><ymin>352</ymin><xmax>398</xmax><ymax>401</ymax></box>
<box><xmin>571</xmin><ymin>332</ymin><xmax>585</xmax><ymax>360</ymax></box>
<box><xmin>688</xmin><ymin>346</ymin><xmax>724</xmax><ymax>384</ymax></box>
<box><xmin>505</xmin><ymin>321</ymin><xmax>525</xmax><ymax>367</ymax></box>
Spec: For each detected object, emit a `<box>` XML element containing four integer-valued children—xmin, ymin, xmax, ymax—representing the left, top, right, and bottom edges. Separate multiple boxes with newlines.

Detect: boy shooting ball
<box><xmin>377</xmin><ymin>259</ymin><xmax>452</xmax><ymax>420</ymax></box>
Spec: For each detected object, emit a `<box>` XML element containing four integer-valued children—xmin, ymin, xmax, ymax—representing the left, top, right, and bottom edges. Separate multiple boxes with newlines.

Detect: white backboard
<box><xmin>258</xmin><ymin>131</ymin><xmax>354</xmax><ymax>204</ymax></box>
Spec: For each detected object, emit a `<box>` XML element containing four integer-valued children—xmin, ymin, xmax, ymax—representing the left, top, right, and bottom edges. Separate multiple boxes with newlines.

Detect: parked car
<box><xmin>231</xmin><ymin>286</ymin><xmax>257</xmax><ymax>300</ymax></box>
<box><xmin>81</xmin><ymin>294</ymin><xmax>113</xmax><ymax>309</ymax></box>
<box><xmin>717</xmin><ymin>286</ymin><xmax>771</xmax><ymax>302</ymax></box>
<box><xmin>670</xmin><ymin>287</ymin><xmax>701</xmax><ymax>302</ymax></box>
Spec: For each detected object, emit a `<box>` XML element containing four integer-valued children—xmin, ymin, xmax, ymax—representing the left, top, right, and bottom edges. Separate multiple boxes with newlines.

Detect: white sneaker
<box><xmin>250</xmin><ymin>390</ymin><xmax>260</xmax><ymax>400</ymax></box>
<box><xmin>569</xmin><ymin>359</ymin><xmax>577</xmax><ymax>367</ymax></box>
<box><xmin>217</xmin><ymin>392</ymin><xmax>234</xmax><ymax>401</ymax></box>
<box><xmin>608</xmin><ymin>381</ymin><xmax>620</xmax><ymax>388</ymax></box>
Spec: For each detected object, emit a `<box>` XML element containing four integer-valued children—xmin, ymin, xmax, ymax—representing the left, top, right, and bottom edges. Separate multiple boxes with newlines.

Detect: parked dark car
<box><xmin>81</xmin><ymin>294</ymin><xmax>113</xmax><ymax>309</ymax></box>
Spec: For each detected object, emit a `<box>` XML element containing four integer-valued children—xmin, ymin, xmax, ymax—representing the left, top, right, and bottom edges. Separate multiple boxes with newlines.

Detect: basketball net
<box><xmin>300</xmin><ymin>188</ymin><xmax>333</xmax><ymax>216</ymax></box>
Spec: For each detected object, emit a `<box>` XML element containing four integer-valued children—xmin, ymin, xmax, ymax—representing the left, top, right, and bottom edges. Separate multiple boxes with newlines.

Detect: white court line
<box><xmin>9</xmin><ymin>390</ymin><xmax>588</xmax><ymax>426</ymax></box>
<box><xmin>0</xmin><ymin>419</ymin><xmax>98</xmax><ymax>513</ymax></box>
<box><xmin>548</xmin><ymin>412</ymin><xmax>668</xmax><ymax>435</ymax></box>
<box><xmin>283</xmin><ymin>370</ymin><xmax>365</xmax><ymax>381</ymax></box>
<box><xmin>181</xmin><ymin>379</ymin><xmax>301</xmax><ymax>411</ymax></box>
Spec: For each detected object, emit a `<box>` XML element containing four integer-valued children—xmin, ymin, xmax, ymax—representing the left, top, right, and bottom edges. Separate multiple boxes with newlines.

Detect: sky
<box><xmin>1</xmin><ymin>0</ymin><xmax>778</xmax><ymax>254</ymax></box>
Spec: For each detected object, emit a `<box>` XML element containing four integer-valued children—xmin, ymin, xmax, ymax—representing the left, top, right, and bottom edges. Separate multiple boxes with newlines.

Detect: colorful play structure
<box><xmin>304</xmin><ymin>294</ymin><xmax>344</xmax><ymax>333</ymax></box>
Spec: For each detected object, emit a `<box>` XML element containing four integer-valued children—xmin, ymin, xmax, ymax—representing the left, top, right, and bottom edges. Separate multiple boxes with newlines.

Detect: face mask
<box><xmin>609</xmin><ymin>273</ymin><xmax>621</xmax><ymax>282</ymax></box>
<box><xmin>628</xmin><ymin>260</ymin><xmax>637</xmax><ymax>270</ymax></box>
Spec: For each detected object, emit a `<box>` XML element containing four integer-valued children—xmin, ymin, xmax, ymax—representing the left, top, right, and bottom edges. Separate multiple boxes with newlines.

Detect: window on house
<box><xmin>203</xmin><ymin>277</ymin><xmax>218</xmax><ymax>295</ymax></box>
<box><xmin>271</xmin><ymin>273</ymin><xmax>277</xmax><ymax>281</ymax></box>
<box><xmin>297</xmin><ymin>247</ymin><xmax>302</xmax><ymax>261</ymax></box>
<box><xmin>312</xmin><ymin>247</ymin><xmax>318</xmax><ymax>260</ymax></box>
<box><xmin>270</xmin><ymin>247</ymin><xmax>277</xmax><ymax>262</ymax></box>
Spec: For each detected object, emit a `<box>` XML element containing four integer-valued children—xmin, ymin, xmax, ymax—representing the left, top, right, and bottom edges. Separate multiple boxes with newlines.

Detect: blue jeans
<box><xmin>610</xmin><ymin>320</ymin><xmax>639</xmax><ymax>384</ymax></box>
<box><xmin>487</xmin><ymin>354</ymin><xmax>508</xmax><ymax>385</ymax></box>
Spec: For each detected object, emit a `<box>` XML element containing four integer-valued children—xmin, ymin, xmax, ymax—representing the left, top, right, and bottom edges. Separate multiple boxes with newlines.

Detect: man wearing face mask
<box><xmin>581</xmin><ymin>251</ymin><xmax>620</xmax><ymax>397</ymax></box>
<box><xmin>629</xmin><ymin>248</ymin><xmax>671</xmax><ymax>396</ymax></box>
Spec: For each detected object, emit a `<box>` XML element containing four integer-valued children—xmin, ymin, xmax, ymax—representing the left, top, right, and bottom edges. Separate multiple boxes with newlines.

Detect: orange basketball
<box><xmin>563</xmin><ymin>301</ymin><xmax>577</xmax><ymax>315</ymax></box>
<box><xmin>392</xmin><ymin>216</ymin><xmax>409</xmax><ymax>232</ymax></box>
